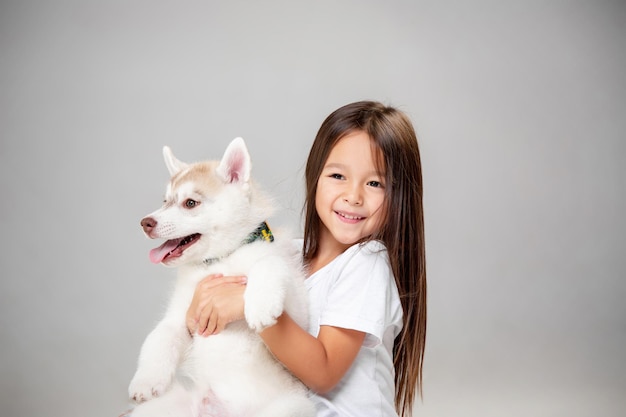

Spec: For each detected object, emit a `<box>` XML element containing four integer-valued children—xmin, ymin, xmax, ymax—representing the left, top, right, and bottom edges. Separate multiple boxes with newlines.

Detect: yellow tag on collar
<box><xmin>245</xmin><ymin>221</ymin><xmax>274</xmax><ymax>244</ymax></box>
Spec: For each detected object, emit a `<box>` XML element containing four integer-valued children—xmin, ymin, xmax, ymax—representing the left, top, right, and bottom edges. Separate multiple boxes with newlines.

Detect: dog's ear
<box><xmin>216</xmin><ymin>137</ymin><xmax>251</xmax><ymax>184</ymax></box>
<box><xmin>163</xmin><ymin>146</ymin><xmax>189</xmax><ymax>176</ymax></box>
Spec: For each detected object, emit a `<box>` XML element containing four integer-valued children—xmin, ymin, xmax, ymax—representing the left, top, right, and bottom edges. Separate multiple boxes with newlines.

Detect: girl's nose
<box><xmin>343</xmin><ymin>187</ymin><xmax>363</xmax><ymax>206</ymax></box>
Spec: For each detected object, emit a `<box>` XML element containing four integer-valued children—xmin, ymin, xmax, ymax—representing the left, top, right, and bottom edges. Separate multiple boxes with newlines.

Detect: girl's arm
<box><xmin>261</xmin><ymin>314</ymin><xmax>364</xmax><ymax>393</ymax></box>
<box><xmin>186</xmin><ymin>275</ymin><xmax>365</xmax><ymax>393</ymax></box>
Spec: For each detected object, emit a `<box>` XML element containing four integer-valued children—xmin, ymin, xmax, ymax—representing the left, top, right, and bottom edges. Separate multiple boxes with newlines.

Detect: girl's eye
<box><xmin>184</xmin><ymin>199</ymin><xmax>199</xmax><ymax>208</ymax></box>
<box><xmin>330</xmin><ymin>173</ymin><xmax>344</xmax><ymax>180</ymax></box>
<box><xmin>367</xmin><ymin>180</ymin><xmax>384</xmax><ymax>188</ymax></box>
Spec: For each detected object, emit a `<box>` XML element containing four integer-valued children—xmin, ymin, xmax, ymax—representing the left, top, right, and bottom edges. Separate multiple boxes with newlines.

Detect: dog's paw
<box><xmin>128</xmin><ymin>367</ymin><xmax>171</xmax><ymax>403</ymax></box>
<box><xmin>244</xmin><ymin>292</ymin><xmax>284</xmax><ymax>333</ymax></box>
<box><xmin>245</xmin><ymin>310</ymin><xmax>278</xmax><ymax>333</ymax></box>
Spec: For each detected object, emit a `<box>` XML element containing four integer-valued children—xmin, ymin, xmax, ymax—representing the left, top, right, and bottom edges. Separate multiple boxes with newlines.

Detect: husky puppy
<box><xmin>127</xmin><ymin>138</ymin><xmax>314</xmax><ymax>417</ymax></box>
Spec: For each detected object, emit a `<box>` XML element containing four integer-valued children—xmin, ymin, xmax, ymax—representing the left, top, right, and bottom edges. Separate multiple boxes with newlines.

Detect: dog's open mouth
<box><xmin>149</xmin><ymin>233</ymin><xmax>201</xmax><ymax>264</ymax></box>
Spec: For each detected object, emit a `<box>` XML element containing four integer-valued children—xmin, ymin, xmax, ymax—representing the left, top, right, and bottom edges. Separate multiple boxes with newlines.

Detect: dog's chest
<box><xmin>181</xmin><ymin>244</ymin><xmax>272</xmax><ymax>281</ymax></box>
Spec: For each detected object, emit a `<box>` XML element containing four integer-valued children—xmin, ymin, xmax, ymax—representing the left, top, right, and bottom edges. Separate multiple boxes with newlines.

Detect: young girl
<box><xmin>187</xmin><ymin>101</ymin><xmax>427</xmax><ymax>417</ymax></box>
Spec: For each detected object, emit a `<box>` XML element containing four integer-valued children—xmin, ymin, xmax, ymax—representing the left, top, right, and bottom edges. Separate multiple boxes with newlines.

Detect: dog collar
<box><xmin>244</xmin><ymin>221</ymin><xmax>274</xmax><ymax>244</ymax></box>
<box><xmin>203</xmin><ymin>221</ymin><xmax>274</xmax><ymax>265</ymax></box>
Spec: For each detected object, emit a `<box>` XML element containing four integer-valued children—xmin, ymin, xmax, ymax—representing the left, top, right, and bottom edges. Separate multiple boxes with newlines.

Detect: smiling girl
<box><xmin>187</xmin><ymin>101</ymin><xmax>427</xmax><ymax>417</ymax></box>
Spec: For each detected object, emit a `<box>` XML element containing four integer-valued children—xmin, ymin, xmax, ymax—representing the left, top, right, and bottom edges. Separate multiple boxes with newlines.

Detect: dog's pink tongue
<box><xmin>149</xmin><ymin>240</ymin><xmax>179</xmax><ymax>264</ymax></box>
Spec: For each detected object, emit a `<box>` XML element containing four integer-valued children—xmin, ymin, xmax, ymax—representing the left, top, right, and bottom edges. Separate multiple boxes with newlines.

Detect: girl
<box><xmin>187</xmin><ymin>101</ymin><xmax>427</xmax><ymax>417</ymax></box>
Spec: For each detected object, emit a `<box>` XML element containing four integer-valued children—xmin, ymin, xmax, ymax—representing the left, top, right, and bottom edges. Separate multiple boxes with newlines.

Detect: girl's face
<box><xmin>315</xmin><ymin>130</ymin><xmax>386</xmax><ymax>252</ymax></box>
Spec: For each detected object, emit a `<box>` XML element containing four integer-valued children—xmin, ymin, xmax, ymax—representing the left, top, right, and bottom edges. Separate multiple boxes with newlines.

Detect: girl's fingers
<box><xmin>198</xmin><ymin>274</ymin><xmax>247</xmax><ymax>290</ymax></box>
<box><xmin>187</xmin><ymin>275</ymin><xmax>248</xmax><ymax>336</ymax></box>
<box><xmin>197</xmin><ymin>274</ymin><xmax>223</xmax><ymax>290</ymax></box>
<box><xmin>198</xmin><ymin>314</ymin><xmax>211</xmax><ymax>336</ymax></box>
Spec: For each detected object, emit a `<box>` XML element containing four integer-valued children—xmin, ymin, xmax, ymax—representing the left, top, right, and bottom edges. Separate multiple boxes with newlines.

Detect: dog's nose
<box><xmin>141</xmin><ymin>217</ymin><xmax>156</xmax><ymax>233</ymax></box>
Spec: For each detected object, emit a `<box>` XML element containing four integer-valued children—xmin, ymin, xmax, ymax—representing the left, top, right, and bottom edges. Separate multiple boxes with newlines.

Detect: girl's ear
<box><xmin>162</xmin><ymin>146</ymin><xmax>189</xmax><ymax>176</ymax></box>
<box><xmin>216</xmin><ymin>137</ymin><xmax>251</xmax><ymax>184</ymax></box>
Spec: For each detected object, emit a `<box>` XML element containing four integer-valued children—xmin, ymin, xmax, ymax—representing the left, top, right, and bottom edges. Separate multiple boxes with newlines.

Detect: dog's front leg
<box><xmin>128</xmin><ymin>317</ymin><xmax>190</xmax><ymax>403</ymax></box>
<box><xmin>128</xmin><ymin>278</ymin><xmax>194</xmax><ymax>403</ymax></box>
<box><xmin>244</xmin><ymin>255</ymin><xmax>289</xmax><ymax>332</ymax></box>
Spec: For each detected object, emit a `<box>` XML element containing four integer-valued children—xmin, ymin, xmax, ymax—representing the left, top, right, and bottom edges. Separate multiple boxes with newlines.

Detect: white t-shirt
<box><xmin>303</xmin><ymin>240</ymin><xmax>403</xmax><ymax>417</ymax></box>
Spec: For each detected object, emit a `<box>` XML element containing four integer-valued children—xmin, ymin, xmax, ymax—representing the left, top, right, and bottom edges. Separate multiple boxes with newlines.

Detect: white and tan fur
<box><xmin>127</xmin><ymin>138</ymin><xmax>313</xmax><ymax>417</ymax></box>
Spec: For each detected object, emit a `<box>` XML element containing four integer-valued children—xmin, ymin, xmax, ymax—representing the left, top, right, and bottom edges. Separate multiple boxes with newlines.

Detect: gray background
<box><xmin>1</xmin><ymin>1</ymin><xmax>624</xmax><ymax>416</ymax></box>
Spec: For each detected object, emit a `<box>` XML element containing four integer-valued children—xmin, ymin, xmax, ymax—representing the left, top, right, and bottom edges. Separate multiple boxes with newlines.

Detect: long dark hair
<box><xmin>302</xmin><ymin>101</ymin><xmax>426</xmax><ymax>417</ymax></box>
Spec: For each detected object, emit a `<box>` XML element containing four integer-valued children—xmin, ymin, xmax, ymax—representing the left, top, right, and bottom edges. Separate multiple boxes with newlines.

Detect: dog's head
<box><xmin>141</xmin><ymin>137</ymin><xmax>270</xmax><ymax>267</ymax></box>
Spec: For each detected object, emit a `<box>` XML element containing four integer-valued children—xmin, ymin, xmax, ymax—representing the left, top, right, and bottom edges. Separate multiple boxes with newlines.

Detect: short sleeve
<box><xmin>318</xmin><ymin>241</ymin><xmax>399</xmax><ymax>347</ymax></box>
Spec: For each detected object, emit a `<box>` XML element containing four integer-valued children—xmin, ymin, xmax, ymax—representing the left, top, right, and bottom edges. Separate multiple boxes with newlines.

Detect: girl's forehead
<box><xmin>325</xmin><ymin>131</ymin><xmax>386</xmax><ymax>174</ymax></box>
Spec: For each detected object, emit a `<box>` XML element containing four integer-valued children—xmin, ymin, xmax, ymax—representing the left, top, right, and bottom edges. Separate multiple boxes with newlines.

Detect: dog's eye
<box><xmin>184</xmin><ymin>199</ymin><xmax>199</xmax><ymax>208</ymax></box>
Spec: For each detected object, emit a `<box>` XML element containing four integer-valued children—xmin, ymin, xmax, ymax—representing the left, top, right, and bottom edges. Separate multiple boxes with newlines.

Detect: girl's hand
<box><xmin>186</xmin><ymin>273</ymin><xmax>247</xmax><ymax>336</ymax></box>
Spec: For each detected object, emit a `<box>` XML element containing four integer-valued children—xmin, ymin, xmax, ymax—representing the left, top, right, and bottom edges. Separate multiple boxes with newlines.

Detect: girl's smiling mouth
<box><xmin>335</xmin><ymin>211</ymin><xmax>365</xmax><ymax>222</ymax></box>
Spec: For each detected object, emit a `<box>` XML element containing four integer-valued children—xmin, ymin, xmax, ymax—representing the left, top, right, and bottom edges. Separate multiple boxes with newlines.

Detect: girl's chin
<box><xmin>330</xmin><ymin>232</ymin><xmax>366</xmax><ymax>247</ymax></box>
